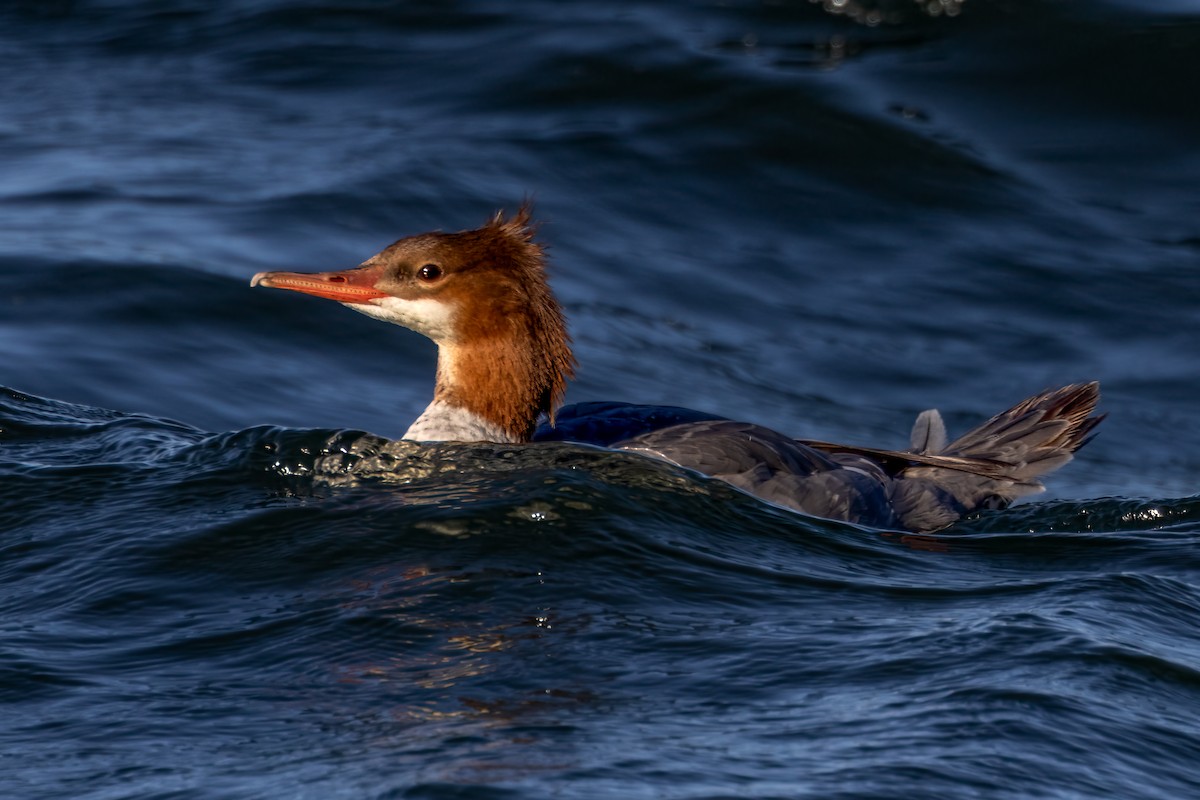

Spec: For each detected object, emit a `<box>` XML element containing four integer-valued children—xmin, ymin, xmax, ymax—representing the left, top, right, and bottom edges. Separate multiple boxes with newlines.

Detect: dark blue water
<box><xmin>3</xmin><ymin>2</ymin><xmax>1200</xmax><ymax>797</ymax></box>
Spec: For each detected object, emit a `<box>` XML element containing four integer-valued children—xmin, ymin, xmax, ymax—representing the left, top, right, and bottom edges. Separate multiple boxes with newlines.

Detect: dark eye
<box><xmin>417</xmin><ymin>263</ymin><xmax>443</xmax><ymax>282</ymax></box>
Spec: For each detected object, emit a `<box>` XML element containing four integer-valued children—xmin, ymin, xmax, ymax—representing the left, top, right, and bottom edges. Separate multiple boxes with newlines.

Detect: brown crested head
<box><xmin>252</xmin><ymin>203</ymin><xmax>576</xmax><ymax>441</ymax></box>
<box><xmin>381</xmin><ymin>204</ymin><xmax>576</xmax><ymax>439</ymax></box>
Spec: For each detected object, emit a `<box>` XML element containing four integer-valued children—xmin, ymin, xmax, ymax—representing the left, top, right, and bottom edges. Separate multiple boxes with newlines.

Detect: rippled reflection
<box><xmin>812</xmin><ymin>0</ymin><xmax>966</xmax><ymax>25</ymax></box>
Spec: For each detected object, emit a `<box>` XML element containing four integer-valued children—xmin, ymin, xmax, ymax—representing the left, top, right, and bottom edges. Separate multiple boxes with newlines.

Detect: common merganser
<box><xmin>251</xmin><ymin>206</ymin><xmax>1102</xmax><ymax>532</ymax></box>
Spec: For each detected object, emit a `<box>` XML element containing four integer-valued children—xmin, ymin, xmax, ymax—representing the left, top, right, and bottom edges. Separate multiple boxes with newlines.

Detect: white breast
<box><xmin>402</xmin><ymin>400</ymin><xmax>516</xmax><ymax>443</ymax></box>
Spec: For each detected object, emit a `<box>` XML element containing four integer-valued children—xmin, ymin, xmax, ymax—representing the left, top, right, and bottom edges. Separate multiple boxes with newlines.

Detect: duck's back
<box><xmin>536</xmin><ymin>402</ymin><xmax>904</xmax><ymax>528</ymax></box>
<box><xmin>538</xmin><ymin>383</ymin><xmax>1102</xmax><ymax>533</ymax></box>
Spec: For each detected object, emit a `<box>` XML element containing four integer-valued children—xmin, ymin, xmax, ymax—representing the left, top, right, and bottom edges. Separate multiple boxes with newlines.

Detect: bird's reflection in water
<box><xmin>325</xmin><ymin>561</ymin><xmax>599</xmax><ymax>783</ymax></box>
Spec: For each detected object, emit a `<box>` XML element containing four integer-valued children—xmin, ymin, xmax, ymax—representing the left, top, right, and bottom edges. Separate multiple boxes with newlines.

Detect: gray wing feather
<box><xmin>910</xmin><ymin>409</ymin><xmax>947</xmax><ymax>454</ymax></box>
<box><xmin>613</xmin><ymin>421</ymin><xmax>899</xmax><ymax>527</ymax></box>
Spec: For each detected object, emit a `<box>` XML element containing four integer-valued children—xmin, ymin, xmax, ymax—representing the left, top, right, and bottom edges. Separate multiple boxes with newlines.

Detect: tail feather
<box><xmin>889</xmin><ymin>382</ymin><xmax>1103</xmax><ymax>531</ymax></box>
<box><xmin>941</xmin><ymin>381</ymin><xmax>1103</xmax><ymax>486</ymax></box>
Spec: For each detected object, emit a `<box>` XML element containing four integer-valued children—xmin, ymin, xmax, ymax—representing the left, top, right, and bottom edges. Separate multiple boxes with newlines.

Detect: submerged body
<box><xmin>251</xmin><ymin>207</ymin><xmax>1102</xmax><ymax>532</ymax></box>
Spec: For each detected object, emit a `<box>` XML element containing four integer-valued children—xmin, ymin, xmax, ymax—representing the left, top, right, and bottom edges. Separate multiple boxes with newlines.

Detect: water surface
<box><xmin>2</xmin><ymin>2</ymin><xmax>1199</xmax><ymax>798</ymax></box>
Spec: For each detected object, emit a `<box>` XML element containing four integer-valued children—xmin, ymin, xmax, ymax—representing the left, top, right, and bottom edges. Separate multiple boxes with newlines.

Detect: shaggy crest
<box><xmin>437</xmin><ymin>204</ymin><xmax>575</xmax><ymax>440</ymax></box>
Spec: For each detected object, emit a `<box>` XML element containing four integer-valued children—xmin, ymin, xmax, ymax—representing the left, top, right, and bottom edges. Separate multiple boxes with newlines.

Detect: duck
<box><xmin>251</xmin><ymin>205</ymin><xmax>1102</xmax><ymax>532</ymax></box>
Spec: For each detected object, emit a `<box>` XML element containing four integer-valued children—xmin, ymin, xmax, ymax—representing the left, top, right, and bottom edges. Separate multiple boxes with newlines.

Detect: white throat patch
<box><xmin>346</xmin><ymin>296</ymin><xmax>457</xmax><ymax>342</ymax></box>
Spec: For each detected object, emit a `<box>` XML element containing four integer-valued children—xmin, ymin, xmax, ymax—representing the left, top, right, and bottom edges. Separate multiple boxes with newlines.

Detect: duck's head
<box><xmin>252</xmin><ymin>205</ymin><xmax>576</xmax><ymax>441</ymax></box>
